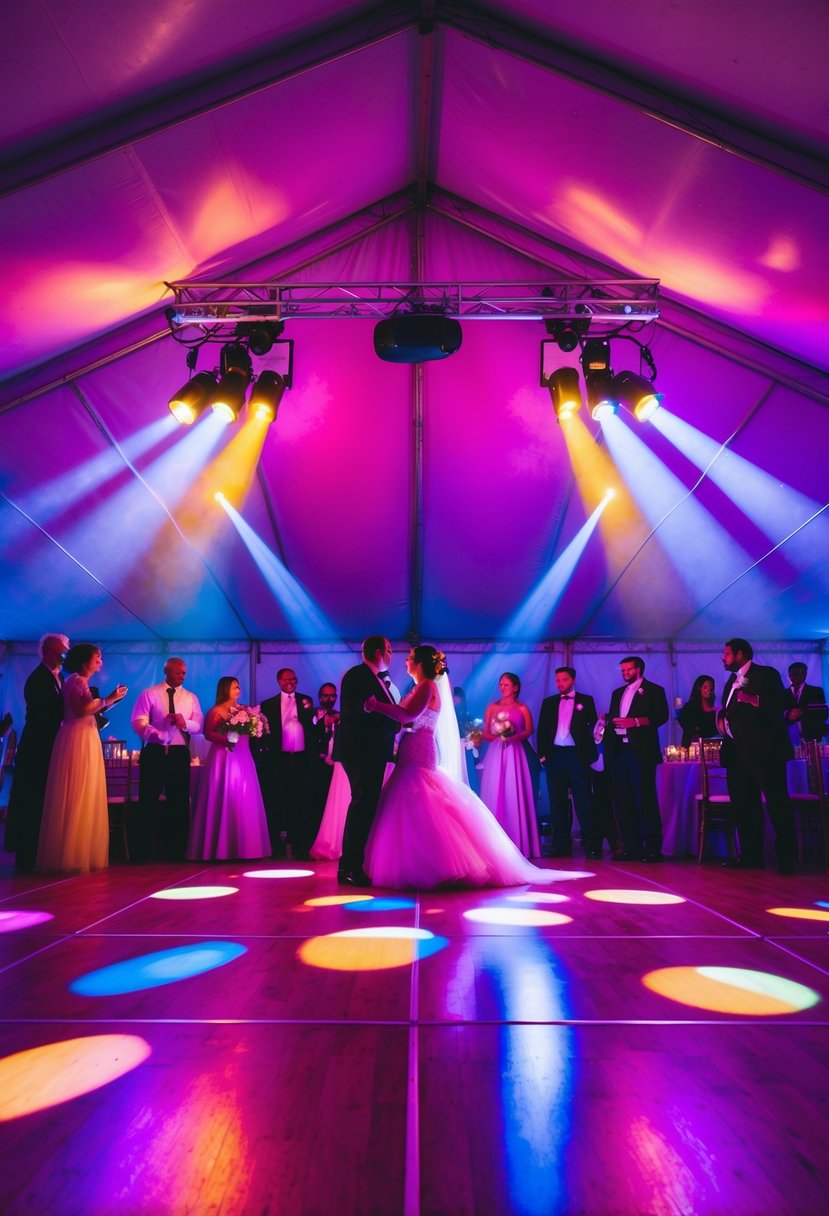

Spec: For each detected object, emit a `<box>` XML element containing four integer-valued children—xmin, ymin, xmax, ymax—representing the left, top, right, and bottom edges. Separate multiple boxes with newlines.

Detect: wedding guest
<box><xmin>536</xmin><ymin>666</ymin><xmax>600</xmax><ymax>858</ymax></box>
<box><xmin>5</xmin><ymin>633</ymin><xmax>68</xmax><ymax>872</ymax></box>
<box><xmin>677</xmin><ymin>675</ymin><xmax>718</xmax><ymax>748</ymax></box>
<box><xmin>36</xmin><ymin>644</ymin><xmax>127</xmax><ymax>874</ymax></box>
<box><xmin>313</xmin><ymin>682</ymin><xmax>340</xmax><ymax>812</ymax></box>
<box><xmin>590</xmin><ymin>715</ymin><xmax>624</xmax><ymax>859</ymax></box>
<box><xmin>718</xmin><ymin>638</ymin><xmax>795</xmax><ymax>873</ymax></box>
<box><xmin>131</xmin><ymin>658</ymin><xmax>203</xmax><ymax>861</ymax></box>
<box><xmin>187</xmin><ymin>677</ymin><xmax>271</xmax><ymax>860</ymax></box>
<box><xmin>783</xmin><ymin>662</ymin><xmax>827</xmax><ymax>744</ymax></box>
<box><xmin>479</xmin><ymin>672</ymin><xmax>540</xmax><ymax>857</ymax></box>
<box><xmin>603</xmin><ymin>656</ymin><xmax>669</xmax><ymax>862</ymax></box>
<box><xmin>257</xmin><ymin>668</ymin><xmax>318</xmax><ymax>860</ymax></box>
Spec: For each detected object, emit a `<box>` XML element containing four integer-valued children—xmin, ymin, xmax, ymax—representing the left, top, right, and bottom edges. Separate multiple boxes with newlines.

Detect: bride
<box><xmin>363</xmin><ymin>645</ymin><xmax>556</xmax><ymax>889</ymax></box>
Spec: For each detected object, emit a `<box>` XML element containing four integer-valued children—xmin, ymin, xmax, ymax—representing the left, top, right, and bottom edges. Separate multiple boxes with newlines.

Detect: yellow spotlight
<box><xmin>211</xmin><ymin>343</ymin><xmax>252</xmax><ymax>424</ymax></box>
<box><xmin>168</xmin><ymin>371</ymin><xmax>218</xmax><ymax>426</ymax></box>
<box><xmin>248</xmin><ymin>370</ymin><xmax>286</xmax><ymax>424</ymax></box>
<box><xmin>547</xmin><ymin>367</ymin><xmax>582</xmax><ymax>421</ymax></box>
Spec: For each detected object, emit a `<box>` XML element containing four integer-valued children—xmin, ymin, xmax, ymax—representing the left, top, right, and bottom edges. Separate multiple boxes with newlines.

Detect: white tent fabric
<box><xmin>2</xmin><ymin>2</ymin><xmax>827</xmax><ymax>721</ymax></box>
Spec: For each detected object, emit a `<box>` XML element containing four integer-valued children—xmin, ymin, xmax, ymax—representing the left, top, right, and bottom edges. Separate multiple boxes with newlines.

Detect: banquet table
<box><xmin>657</xmin><ymin>757</ymin><xmax>827</xmax><ymax>857</ymax></box>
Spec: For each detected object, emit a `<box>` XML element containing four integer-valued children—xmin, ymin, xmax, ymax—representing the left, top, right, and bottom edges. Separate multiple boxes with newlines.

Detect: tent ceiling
<box><xmin>2</xmin><ymin>1</ymin><xmax>827</xmax><ymax>646</ymax></box>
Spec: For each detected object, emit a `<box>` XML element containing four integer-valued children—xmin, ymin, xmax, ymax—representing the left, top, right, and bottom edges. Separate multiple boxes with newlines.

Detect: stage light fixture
<box><xmin>547</xmin><ymin>367</ymin><xmax>582</xmax><ymax>420</ymax></box>
<box><xmin>168</xmin><ymin>371</ymin><xmax>219</xmax><ymax>425</ymax></box>
<box><xmin>374</xmin><ymin>315</ymin><xmax>462</xmax><ymax>363</ymax></box>
<box><xmin>248</xmin><ymin>370</ymin><xmax>286</xmax><ymax>423</ymax></box>
<box><xmin>612</xmin><ymin>370</ymin><xmax>663</xmax><ymax>421</ymax></box>
<box><xmin>586</xmin><ymin>371</ymin><xmax>619</xmax><ymax>421</ymax></box>
<box><xmin>236</xmin><ymin>320</ymin><xmax>284</xmax><ymax>357</ymax></box>
<box><xmin>211</xmin><ymin>343</ymin><xmax>252</xmax><ymax>424</ymax></box>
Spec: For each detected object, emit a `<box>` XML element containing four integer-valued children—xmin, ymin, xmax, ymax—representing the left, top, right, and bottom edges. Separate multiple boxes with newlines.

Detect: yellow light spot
<box><xmin>0</xmin><ymin>1035</ymin><xmax>151</xmax><ymax>1122</ymax></box>
<box><xmin>150</xmin><ymin>886</ymin><xmax>238</xmax><ymax>900</ymax></box>
<box><xmin>585</xmin><ymin>890</ymin><xmax>685</xmax><ymax>905</ymax></box>
<box><xmin>767</xmin><ymin>907</ymin><xmax>829</xmax><ymax>922</ymax></box>
<box><xmin>305</xmin><ymin>895</ymin><xmax>374</xmax><ymax>907</ymax></box>
<box><xmin>643</xmin><ymin>966</ymin><xmax>820</xmax><ymax>1015</ymax></box>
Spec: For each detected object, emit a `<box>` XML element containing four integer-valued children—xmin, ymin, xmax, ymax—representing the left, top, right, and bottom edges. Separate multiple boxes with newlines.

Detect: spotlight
<box><xmin>235</xmin><ymin>320</ymin><xmax>284</xmax><ymax>357</ymax></box>
<box><xmin>586</xmin><ymin>371</ymin><xmax>618</xmax><ymax>421</ymax></box>
<box><xmin>612</xmin><ymin>370</ymin><xmax>663</xmax><ymax>421</ymax></box>
<box><xmin>544</xmin><ymin>314</ymin><xmax>590</xmax><ymax>354</ymax></box>
<box><xmin>168</xmin><ymin>371</ymin><xmax>218</xmax><ymax>426</ymax></box>
<box><xmin>580</xmin><ymin>338</ymin><xmax>611</xmax><ymax>374</ymax></box>
<box><xmin>547</xmin><ymin>367</ymin><xmax>582</xmax><ymax>421</ymax></box>
<box><xmin>211</xmin><ymin>343</ymin><xmax>252</xmax><ymax>424</ymax></box>
<box><xmin>248</xmin><ymin>370</ymin><xmax>286</xmax><ymax>423</ymax></box>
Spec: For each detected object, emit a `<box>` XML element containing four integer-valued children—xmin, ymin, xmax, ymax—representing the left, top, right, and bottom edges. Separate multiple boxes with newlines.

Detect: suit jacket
<box><xmin>257</xmin><ymin>691</ymin><xmax>317</xmax><ymax>759</ymax></box>
<box><xmin>603</xmin><ymin>678</ymin><xmax>669</xmax><ymax>768</ymax></box>
<box><xmin>338</xmin><ymin>662</ymin><xmax>398</xmax><ymax>767</ymax></box>
<box><xmin>537</xmin><ymin>693</ymin><xmax>598</xmax><ymax>767</ymax></box>
<box><xmin>782</xmin><ymin>683</ymin><xmax>827</xmax><ymax>741</ymax></box>
<box><xmin>14</xmin><ymin>663</ymin><xmax>64</xmax><ymax>764</ymax></box>
<box><xmin>720</xmin><ymin>662</ymin><xmax>792</xmax><ymax>765</ymax></box>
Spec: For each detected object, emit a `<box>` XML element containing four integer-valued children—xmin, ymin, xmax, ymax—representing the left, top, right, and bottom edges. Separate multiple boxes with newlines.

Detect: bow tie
<box><xmin>561</xmin><ymin>694</ymin><xmax>574</xmax><ymax>700</ymax></box>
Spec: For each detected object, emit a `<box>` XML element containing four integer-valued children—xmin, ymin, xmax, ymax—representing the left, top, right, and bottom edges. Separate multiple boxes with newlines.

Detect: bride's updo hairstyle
<box><xmin>500</xmin><ymin>671</ymin><xmax>521</xmax><ymax>695</ymax></box>
<box><xmin>412</xmin><ymin>645</ymin><xmax>447</xmax><ymax>679</ymax></box>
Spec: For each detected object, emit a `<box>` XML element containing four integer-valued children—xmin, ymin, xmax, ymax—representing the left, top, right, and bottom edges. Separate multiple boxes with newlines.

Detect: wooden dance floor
<box><xmin>1</xmin><ymin>852</ymin><xmax>828</xmax><ymax>1215</ymax></box>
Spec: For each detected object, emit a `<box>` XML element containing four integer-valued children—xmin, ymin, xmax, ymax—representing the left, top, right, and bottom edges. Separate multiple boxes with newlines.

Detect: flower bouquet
<box><xmin>492</xmin><ymin>712</ymin><xmax>515</xmax><ymax>745</ymax></box>
<box><xmin>463</xmin><ymin>719</ymin><xmax>484</xmax><ymax>754</ymax></box>
<box><xmin>224</xmin><ymin>704</ymin><xmax>270</xmax><ymax>751</ymax></box>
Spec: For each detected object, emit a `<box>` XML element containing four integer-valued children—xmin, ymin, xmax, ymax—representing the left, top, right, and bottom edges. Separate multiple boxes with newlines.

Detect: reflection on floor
<box><xmin>1</xmin><ymin>850</ymin><xmax>828</xmax><ymax>1216</ymax></box>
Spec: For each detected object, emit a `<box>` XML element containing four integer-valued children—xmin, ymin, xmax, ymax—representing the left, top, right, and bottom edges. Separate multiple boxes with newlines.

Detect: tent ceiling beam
<box><xmin>0</xmin><ymin>2</ymin><xmax>416</xmax><ymax>199</ymax></box>
<box><xmin>445</xmin><ymin>3</ymin><xmax>829</xmax><ymax>195</ymax></box>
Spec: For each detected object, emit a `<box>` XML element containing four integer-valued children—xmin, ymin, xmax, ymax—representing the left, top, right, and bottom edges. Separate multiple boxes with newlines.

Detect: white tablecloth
<box><xmin>657</xmin><ymin>758</ymin><xmax>825</xmax><ymax>857</ymax></box>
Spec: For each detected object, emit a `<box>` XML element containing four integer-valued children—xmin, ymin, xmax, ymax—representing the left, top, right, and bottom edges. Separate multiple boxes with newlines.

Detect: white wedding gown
<box><xmin>364</xmin><ymin>707</ymin><xmax>555</xmax><ymax>889</ymax></box>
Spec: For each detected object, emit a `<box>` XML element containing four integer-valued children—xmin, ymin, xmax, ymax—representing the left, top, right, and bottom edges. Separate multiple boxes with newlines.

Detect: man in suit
<box><xmin>338</xmin><ymin>635</ymin><xmax>399</xmax><ymax>886</ymax></box>
<box><xmin>602</xmin><ymin>655</ymin><xmax>669</xmax><ymax>862</ymax></box>
<box><xmin>783</xmin><ymin>662</ymin><xmax>828</xmax><ymax>744</ymax></box>
<box><xmin>131</xmin><ymin>657</ymin><xmax>203</xmax><ymax>861</ymax></box>
<box><xmin>312</xmin><ymin>682</ymin><xmax>340</xmax><ymax>824</ymax></box>
<box><xmin>718</xmin><ymin>638</ymin><xmax>796</xmax><ymax>873</ymax></box>
<box><xmin>536</xmin><ymin>666</ymin><xmax>599</xmax><ymax>858</ymax></box>
<box><xmin>257</xmin><ymin>668</ymin><xmax>318</xmax><ymax>860</ymax></box>
<box><xmin>4</xmin><ymin>632</ymin><xmax>69</xmax><ymax>871</ymax></box>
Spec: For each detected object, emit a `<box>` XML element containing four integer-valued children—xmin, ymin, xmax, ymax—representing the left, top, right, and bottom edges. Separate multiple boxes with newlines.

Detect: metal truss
<box><xmin>165</xmin><ymin>278</ymin><xmax>660</xmax><ymax>331</ymax></box>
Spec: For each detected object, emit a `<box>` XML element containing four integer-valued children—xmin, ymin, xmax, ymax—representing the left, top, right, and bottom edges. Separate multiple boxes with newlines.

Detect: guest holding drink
<box><xmin>187</xmin><ymin>677</ymin><xmax>271</xmax><ymax>860</ymax></box>
<box><xmin>36</xmin><ymin>644</ymin><xmax>127</xmax><ymax>874</ymax></box>
<box><xmin>677</xmin><ymin>675</ymin><xmax>717</xmax><ymax>748</ymax></box>
<box><xmin>479</xmin><ymin>672</ymin><xmax>540</xmax><ymax>857</ymax></box>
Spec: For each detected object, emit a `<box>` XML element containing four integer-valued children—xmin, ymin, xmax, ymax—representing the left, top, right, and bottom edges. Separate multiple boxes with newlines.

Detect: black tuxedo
<box><xmin>5</xmin><ymin>663</ymin><xmax>64</xmax><ymax>870</ymax></box>
<box><xmin>537</xmin><ymin>692</ymin><xmax>599</xmax><ymax>854</ymax></box>
<box><xmin>256</xmin><ymin>690</ymin><xmax>318</xmax><ymax>856</ymax></box>
<box><xmin>603</xmin><ymin>677</ymin><xmax>669</xmax><ymax>857</ymax></box>
<box><xmin>782</xmin><ymin>682</ymin><xmax>827</xmax><ymax>742</ymax></box>
<box><xmin>312</xmin><ymin>711</ymin><xmax>340</xmax><ymax>821</ymax></box>
<box><xmin>721</xmin><ymin>663</ymin><xmax>795</xmax><ymax>866</ymax></box>
<box><xmin>338</xmin><ymin>662</ymin><xmax>398</xmax><ymax>876</ymax></box>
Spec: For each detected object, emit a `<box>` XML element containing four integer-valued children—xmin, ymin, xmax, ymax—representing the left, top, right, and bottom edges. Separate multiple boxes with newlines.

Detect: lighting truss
<box><xmin>165</xmin><ymin>279</ymin><xmax>660</xmax><ymax>333</ymax></box>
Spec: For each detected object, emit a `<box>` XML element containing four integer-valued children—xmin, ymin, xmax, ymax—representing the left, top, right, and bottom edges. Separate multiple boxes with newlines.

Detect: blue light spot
<box><xmin>817</xmin><ymin>901</ymin><xmax>829</xmax><ymax>909</ymax></box>
<box><xmin>414</xmin><ymin>935</ymin><xmax>449</xmax><ymax>961</ymax></box>
<box><xmin>343</xmin><ymin>897</ymin><xmax>416</xmax><ymax>912</ymax></box>
<box><xmin>70</xmin><ymin>941</ymin><xmax>247</xmax><ymax>996</ymax></box>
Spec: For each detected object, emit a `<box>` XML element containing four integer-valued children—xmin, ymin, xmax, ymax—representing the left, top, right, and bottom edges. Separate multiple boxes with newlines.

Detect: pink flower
<box><xmin>576</xmin><ymin>703</ymin><xmax>583</xmax><ymax>711</ymax></box>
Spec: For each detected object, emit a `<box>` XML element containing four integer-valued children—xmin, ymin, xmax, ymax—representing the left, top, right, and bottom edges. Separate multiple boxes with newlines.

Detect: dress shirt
<box><xmin>281</xmin><ymin>692</ymin><xmax>305</xmax><ymax>752</ymax></box>
<box><xmin>131</xmin><ymin>682</ymin><xmax>203</xmax><ymax>747</ymax></box>
<box><xmin>377</xmin><ymin>670</ymin><xmax>400</xmax><ymax>704</ymax></box>
<box><xmin>723</xmin><ymin>660</ymin><xmax>752</xmax><ymax>737</ymax></box>
<box><xmin>554</xmin><ymin>695</ymin><xmax>576</xmax><ymax>746</ymax></box>
<box><xmin>616</xmin><ymin>677</ymin><xmax>643</xmax><ymax>736</ymax></box>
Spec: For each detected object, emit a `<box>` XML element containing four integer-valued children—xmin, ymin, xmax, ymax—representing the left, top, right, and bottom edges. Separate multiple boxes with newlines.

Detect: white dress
<box><xmin>364</xmin><ymin>707</ymin><xmax>555</xmax><ymax>889</ymax></box>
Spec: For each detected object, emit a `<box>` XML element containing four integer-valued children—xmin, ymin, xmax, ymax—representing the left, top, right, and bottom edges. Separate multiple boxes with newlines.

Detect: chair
<box><xmin>103</xmin><ymin>743</ymin><xmax>131</xmax><ymax>861</ymax></box>
<box><xmin>790</xmin><ymin>738</ymin><xmax>829</xmax><ymax>868</ymax></box>
<box><xmin>695</xmin><ymin>738</ymin><xmax>738</xmax><ymax>863</ymax></box>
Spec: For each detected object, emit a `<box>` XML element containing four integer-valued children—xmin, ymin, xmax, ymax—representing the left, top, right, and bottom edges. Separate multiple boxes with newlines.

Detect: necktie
<box><xmin>167</xmin><ymin>687</ymin><xmax>176</xmax><ymax>714</ymax></box>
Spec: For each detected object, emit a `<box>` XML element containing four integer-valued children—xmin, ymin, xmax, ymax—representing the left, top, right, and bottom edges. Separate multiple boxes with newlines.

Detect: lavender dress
<box><xmin>187</xmin><ymin>735</ymin><xmax>271</xmax><ymax>860</ymax></box>
<box><xmin>479</xmin><ymin>704</ymin><xmax>540</xmax><ymax>858</ymax></box>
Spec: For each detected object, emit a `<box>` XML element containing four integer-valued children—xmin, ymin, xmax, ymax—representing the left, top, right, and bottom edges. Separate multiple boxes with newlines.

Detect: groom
<box><xmin>338</xmin><ymin>635</ymin><xmax>399</xmax><ymax>886</ymax></box>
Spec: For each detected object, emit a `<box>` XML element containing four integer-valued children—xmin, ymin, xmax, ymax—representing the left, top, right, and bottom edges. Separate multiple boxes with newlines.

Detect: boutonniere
<box><xmin>301</xmin><ymin>697</ymin><xmax>313</xmax><ymax>709</ymax></box>
<box><xmin>637</xmin><ymin>688</ymin><xmax>645</xmax><ymax>697</ymax></box>
<box><xmin>576</xmin><ymin>703</ymin><xmax>583</xmax><ymax>712</ymax></box>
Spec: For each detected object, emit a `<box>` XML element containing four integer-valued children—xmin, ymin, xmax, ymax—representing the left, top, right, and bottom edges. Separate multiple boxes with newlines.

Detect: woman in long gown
<box><xmin>187</xmin><ymin>677</ymin><xmax>271</xmax><ymax>861</ymax></box>
<box><xmin>479</xmin><ymin>672</ymin><xmax>540</xmax><ymax>858</ymax></box>
<box><xmin>36</xmin><ymin>643</ymin><xmax>128</xmax><ymax>875</ymax></box>
<box><xmin>363</xmin><ymin>646</ymin><xmax>555</xmax><ymax>889</ymax></box>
